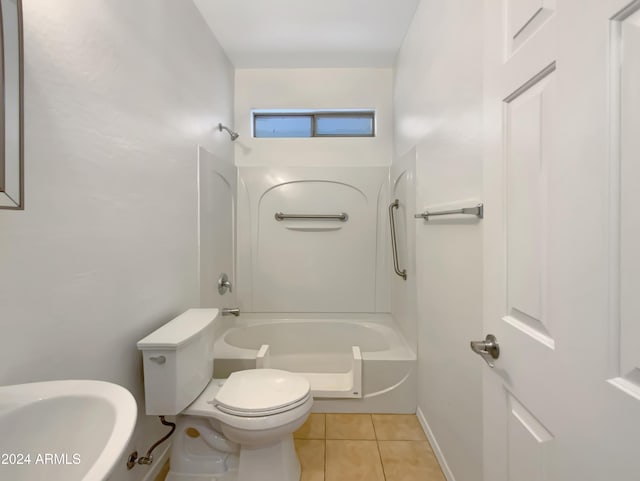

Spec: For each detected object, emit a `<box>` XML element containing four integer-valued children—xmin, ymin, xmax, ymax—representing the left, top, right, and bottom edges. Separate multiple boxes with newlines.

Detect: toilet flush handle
<box><xmin>149</xmin><ymin>356</ymin><xmax>166</xmax><ymax>365</ymax></box>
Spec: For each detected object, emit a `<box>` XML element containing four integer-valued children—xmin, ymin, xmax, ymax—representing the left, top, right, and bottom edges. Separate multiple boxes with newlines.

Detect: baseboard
<box><xmin>416</xmin><ymin>407</ymin><xmax>456</xmax><ymax>481</ymax></box>
<box><xmin>139</xmin><ymin>442</ymin><xmax>171</xmax><ymax>481</ymax></box>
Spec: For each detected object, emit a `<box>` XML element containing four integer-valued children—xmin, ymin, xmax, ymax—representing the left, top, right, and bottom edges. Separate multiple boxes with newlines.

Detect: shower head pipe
<box><xmin>218</xmin><ymin>123</ymin><xmax>239</xmax><ymax>141</ymax></box>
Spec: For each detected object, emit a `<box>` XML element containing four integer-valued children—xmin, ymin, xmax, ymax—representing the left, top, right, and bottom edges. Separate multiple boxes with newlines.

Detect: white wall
<box><xmin>394</xmin><ymin>2</ymin><xmax>484</xmax><ymax>481</ymax></box>
<box><xmin>234</xmin><ymin>68</ymin><xmax>393</xmax><ymax>166</ymax></box>
<box><xmin>0</xmin><ymin>1</ymin><xmax>233</xmax><ymax>480</ymax></box>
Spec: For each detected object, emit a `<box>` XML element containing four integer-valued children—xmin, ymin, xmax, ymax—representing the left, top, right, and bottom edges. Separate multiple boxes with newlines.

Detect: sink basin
<box><xmin>0</xmin><ymin>380</ymin><xmax>137</xmax><ymax>481</ymax></box>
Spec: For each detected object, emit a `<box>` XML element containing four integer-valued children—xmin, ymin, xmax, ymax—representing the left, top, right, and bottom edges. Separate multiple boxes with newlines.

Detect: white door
<box><xmin>481</xmin><ymin>0</ymin><xmax>640</xmax><ymax>479</ymax></box>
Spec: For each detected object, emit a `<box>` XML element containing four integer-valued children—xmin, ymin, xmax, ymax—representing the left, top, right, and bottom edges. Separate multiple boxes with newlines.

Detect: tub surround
<box><xmin>236</xmin><ymin>167</ymin><xmax>391</xmax><ymax>313</ymax></box>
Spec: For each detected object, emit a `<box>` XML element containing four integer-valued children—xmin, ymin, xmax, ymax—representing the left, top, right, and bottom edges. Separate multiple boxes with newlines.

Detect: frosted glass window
<box><xmin>254</xmin><ymin>115</ymin><xmax>312</xmax><ymax>138</ymax></box>
<box><xmin>315</xmin><ymin>115</ymin><xmax>374</xmax><ymax>136</ymax></box>
<box><xmin>253</xmin><ymin>110</ymin><xmax>375</xmax><ymax>138</ymax></box>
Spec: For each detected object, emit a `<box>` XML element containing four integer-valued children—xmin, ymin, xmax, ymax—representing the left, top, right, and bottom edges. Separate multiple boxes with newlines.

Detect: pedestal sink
<box><xmin>0</xmin><ymin>379</ymin><xmax>137</xmax><ymax>481</ymax></box>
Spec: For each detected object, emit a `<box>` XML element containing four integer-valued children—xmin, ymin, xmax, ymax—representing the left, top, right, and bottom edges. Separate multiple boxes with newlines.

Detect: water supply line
<box><xmin>126</xmin><ymin>416</ymin><xmax>176</xmax><ymax>469</ymax></box>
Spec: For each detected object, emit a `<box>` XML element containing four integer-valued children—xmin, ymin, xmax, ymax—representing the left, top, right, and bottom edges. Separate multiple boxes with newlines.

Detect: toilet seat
<box><xmin>184</xmin><ymin>372</ymin><xmax>313</xmax><ymax>432</ymax></box>
<box><xmin>216</xmin><ymin>392</ymin><xmax>312</xmax><ymax>417</ymax></box>
<box><xmin>214</xmin><ymin>369</ymin><xmax>310</xmax><ymax>416</ymax></box>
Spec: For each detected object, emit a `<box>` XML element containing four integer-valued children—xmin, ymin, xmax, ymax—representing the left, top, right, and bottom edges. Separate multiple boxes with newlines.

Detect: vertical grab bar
<box><xmin>389</xmin><ymin>199</ymin><xmax>407</xmax><ymax>280</ymax></box>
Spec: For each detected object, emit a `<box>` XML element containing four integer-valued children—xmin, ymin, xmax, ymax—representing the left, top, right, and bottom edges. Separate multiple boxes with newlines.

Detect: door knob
<box><xmin>470</xmin><ymin>334</ymin><xmax>500</xmax><ymax>368</ymax></box>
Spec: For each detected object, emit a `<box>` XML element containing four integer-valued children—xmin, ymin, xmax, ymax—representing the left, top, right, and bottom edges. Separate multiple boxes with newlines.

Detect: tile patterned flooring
<box><xmin>155</xmin><ymin>414</ymin><xmax>447</xmax><ymax>481</ymax></box>
<box><xmin>296</xmin><ymin>414</ymin><xmax>446</xmax><ymax>481</ymax></box>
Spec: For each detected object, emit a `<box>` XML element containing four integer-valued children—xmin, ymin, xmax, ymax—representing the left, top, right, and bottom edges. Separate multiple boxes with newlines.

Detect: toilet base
<box><xmin>167</xmin><ymin>436</ymin><xmax>301</xmax><ymax>481</ymax></box>
<box><xmin>166</xmin><ymin>471</ymin><xmax>236</xmax><ymax>481</ymax></box>
<box><xmin>165</xmin><ymin>416</ymin><xmax>239</xmax><ymax>481</ymax></box>
<box><xmin>237</xmin><ymin>436</ymin><xmax>300</xmax><ymax>481</ymax></box>
<box><xmin>164</xmin><ymin>416</ymin><xmax>302</xmax><ymax>481</ymax></box>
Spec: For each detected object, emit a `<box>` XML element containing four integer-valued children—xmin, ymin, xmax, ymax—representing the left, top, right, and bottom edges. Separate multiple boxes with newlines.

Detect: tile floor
<box><xmin>155</xmin><ymin>414</ymin><xmax>447</xmax><ymax>481</ymax></box>
<box><xmin>295</xmin><ymin>414</ymin><xmax>446</xmax><ymax>481</ymax></box>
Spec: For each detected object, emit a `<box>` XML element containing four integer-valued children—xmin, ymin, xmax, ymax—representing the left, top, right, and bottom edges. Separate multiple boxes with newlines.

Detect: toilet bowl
<box><xmin>172</xmin><ymin>370</ymin><xmax>312</xmax><ymax>481</ymax></box>
<box><xmin>137</xmin><ymin>309</ymin><xmax>312</xmax><ymax>481</ymax></box>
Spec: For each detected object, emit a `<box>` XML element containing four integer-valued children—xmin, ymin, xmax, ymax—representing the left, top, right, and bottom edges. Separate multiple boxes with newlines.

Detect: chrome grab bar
<box><xmin>275</xmin><ymin>212</ymin><xmax>348</xmax><ymax>221</ymax></box>
<box><xmin>415</xmin><ymin>203</ymin><xmax>483</xmax><ymax>220</ymax></box>
<box><xmin>389</xmin><ymin>199</ymin><xmax>407</xmax><ymax>280</ymax></box>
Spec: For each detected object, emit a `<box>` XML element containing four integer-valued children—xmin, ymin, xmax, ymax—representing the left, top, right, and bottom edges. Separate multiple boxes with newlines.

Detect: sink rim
<box><xmin>0</xmin><ymin>379</ymin><xmax>137</xmax><ymax>481</ymax></box>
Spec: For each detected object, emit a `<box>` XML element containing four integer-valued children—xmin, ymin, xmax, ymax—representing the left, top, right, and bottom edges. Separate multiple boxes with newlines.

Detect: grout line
<box><xmin>323</xmin><ymin>438</ymin><xmax>327</xmax><ymax>481</ymax></box>
<box><xmin>324</xmin><ymin>413</ymin><xmax>327</xmax><ymax>439</ymax></box>
<box><xmin>371</xmin><ymin>414</ymin><xmax>387</xmax><ymax>480</ymax></box>
<box><xmin>375</xmin><ymin>438</ymin><xmax>387</xmax><ymax>481</ymax></box>
<box><xmin>371</xmin><ymin>413</ymin><xmax>379</xmax><ymax>440</ymax></box>
<box><xmin>323</xmin><ymin>414</ymin><xmax>327</xmax><ymax>481</ymax></box>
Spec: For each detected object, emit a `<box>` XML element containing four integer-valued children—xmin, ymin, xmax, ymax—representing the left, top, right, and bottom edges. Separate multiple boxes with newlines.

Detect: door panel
<box><xmin>507</xmin><ymin>393</ymin><xmax>553</xmax><ymax>481</ymax></box>
<box><xmin>617</xmin><ymin>5</ymin><xmax>640</xmax><ymax>392</ymax></box>
<box><xmin>507</xmin><ymin>0</ymin><xmax>555</xmax><ymax>53</ymax></box>
<box><xmin>504</xmin><ymin>65</ymin><xmax>554</xmax><ymax>347</ymax></box>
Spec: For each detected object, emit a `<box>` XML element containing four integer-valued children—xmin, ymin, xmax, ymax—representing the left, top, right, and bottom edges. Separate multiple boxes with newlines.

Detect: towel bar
<box><xmin>415</xmin><ymin>203</ymin><xmax>483</xmax><ymax>220</ymax></box>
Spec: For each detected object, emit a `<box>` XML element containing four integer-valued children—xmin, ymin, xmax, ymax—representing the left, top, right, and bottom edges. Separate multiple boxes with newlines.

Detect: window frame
<box><xmin>252</xmin><ymin>110</ymin><xmax>376</xmax><ymax>138</ymax></box>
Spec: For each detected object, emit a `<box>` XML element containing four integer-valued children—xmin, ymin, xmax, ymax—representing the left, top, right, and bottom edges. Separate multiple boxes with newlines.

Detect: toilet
<box><xmin>137</xmin><ymin>308</ymin><xmax>312</xmax><ymax>481</ymax></box>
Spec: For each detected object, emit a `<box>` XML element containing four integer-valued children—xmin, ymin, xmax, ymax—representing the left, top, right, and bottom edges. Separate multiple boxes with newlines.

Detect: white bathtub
<box><xmin>213</xmin><ymin>314</ymin><xmax>416</xmax><ymax>413</ymax></box>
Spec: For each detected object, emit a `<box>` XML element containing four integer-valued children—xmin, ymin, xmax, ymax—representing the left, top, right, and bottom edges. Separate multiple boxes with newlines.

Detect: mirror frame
<box><xmin>0</xmin><ymin>0</ymin><xmax>23</xmax><ymax>210</ymax></box>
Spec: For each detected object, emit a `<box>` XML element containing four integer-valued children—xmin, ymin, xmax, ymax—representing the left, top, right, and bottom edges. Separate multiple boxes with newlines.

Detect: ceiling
<box><xmin>193</xmin><ymin>0</ymin><xmax>421</xmax><ymax>68</ymax></box>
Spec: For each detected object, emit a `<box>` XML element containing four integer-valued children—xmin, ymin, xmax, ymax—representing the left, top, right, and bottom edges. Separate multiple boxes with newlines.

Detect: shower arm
<box><xmin>218</xmin><ymin>123</ymin><xmax>239</xmax><ymax>141</ymax></box>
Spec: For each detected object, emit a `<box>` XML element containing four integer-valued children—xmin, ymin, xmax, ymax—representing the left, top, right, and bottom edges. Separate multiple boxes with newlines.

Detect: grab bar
<box><xmin>414</xmin><ymin>203</ymin><xmax>484</xmax><ymax>220</ymax></box>
<box><xmin>275</xmin><ymin>212</ymin><xmax>348</xmax><ymax>221</ymax></box>
<box><xmin>389</xmin><ymin>199</ymin><xmax>407</xmax><ymax>280</ymax></box>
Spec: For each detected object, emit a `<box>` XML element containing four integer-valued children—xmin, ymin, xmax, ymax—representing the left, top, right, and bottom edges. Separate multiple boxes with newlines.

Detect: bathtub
<box><xmin>213</xmin><ymin>314</ymin><xmax>416</xmax><ymax>413</ymax></box>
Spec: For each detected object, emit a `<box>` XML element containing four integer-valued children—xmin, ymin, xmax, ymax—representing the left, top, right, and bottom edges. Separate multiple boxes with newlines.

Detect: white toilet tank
<box><xmin>137</xmin><ymin>308</ymin><xmax>219</xmax><ymax>415</ymax></box>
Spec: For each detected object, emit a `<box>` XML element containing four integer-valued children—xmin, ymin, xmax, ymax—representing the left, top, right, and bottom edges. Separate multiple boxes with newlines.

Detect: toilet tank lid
<box><xmin>137</xmin><ymin>308</ymin><xmax>219</xmax><ymax>350</ymax></box>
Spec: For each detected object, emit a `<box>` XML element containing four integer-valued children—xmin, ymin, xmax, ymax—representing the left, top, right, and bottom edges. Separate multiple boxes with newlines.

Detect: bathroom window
<box><xmin>253</xmin><ymin>110</ymin><xmax>375</xmax><ymax>138</ymax></box>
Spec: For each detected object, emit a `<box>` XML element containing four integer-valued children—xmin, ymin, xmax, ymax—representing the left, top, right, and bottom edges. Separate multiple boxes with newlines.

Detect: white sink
<box><xmin>0</xmin><ymin>380</ymin><xmax>137</xmax><ymax>481</ymax></box>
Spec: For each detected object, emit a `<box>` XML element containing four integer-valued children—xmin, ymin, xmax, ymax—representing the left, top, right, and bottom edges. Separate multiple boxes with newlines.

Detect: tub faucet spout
<box><xmin>222</xmin><ymin>307</ymin><xmax>240</xmax><ymax>317</ymax></box>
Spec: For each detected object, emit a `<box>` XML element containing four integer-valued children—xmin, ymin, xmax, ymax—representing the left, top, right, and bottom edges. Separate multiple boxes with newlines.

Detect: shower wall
<box><xmin>390</xmin><ymin>150</ymin><xmax>418</xmax><ymax>346</ymax></box>
<box><xmin>237</xmin><ymin>167</ymin><xmax>389</xmax><ymax>313</ymax></box>
<box><xmin>198</xmin><ymin>146</ymin><xmax>237</xmax><ymax>308</ymax></box>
